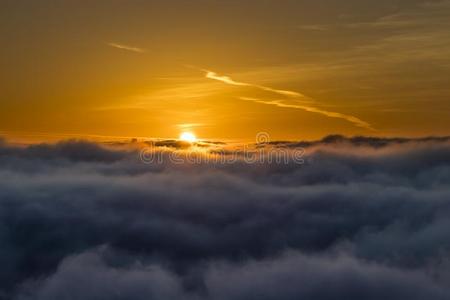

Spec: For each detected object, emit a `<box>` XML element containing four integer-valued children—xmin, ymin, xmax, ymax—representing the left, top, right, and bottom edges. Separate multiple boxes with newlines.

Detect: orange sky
<box><xmin>1</xmin><ymin>0</ymin><xmax>450</xmax><ymax>142</ymax></box>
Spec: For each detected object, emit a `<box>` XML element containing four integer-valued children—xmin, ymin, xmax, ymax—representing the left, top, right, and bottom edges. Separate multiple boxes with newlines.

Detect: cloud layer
<box><xmin>0</xmin><ymin>136</ymin><xmax>449</xmax><ymax>299</ymax></box>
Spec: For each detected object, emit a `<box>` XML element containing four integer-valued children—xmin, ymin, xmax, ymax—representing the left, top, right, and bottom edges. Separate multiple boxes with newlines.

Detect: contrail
<box><xmin>196</xmin><ymin>67</ymin><xmax>375</xmax><ymax>131</ymax></box>
<box><xmin>240</xmin><ymin>97</ymin><xmax>375</xmax><ymax>131</ymax></box>
<box><xmin>108</xmin><ymin>42</ymin><xmax>145</xmax><ymax>53</ymax></box>
<box><xmin>204</xmin><ymin>70</ymin><xmax>304</xmax><ymax>97</ymax></box>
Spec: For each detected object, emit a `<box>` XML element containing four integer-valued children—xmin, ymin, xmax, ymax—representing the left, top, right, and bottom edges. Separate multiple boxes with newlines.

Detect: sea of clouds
<box><xmin>0</xmin><ymin>135</ymin><xmax>449</xmax><ymax>300</ymax></box>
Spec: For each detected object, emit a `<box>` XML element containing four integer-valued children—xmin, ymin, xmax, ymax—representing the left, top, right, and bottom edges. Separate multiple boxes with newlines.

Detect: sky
<box><xmin>1</xmin><ymin>0</ymin><xmax>450</xmax><ymax>142</ymax></box>
<box><xmin>1</xmin><ymin>2</ymin><xmax>450</xmax><ymax>297</ymax></box>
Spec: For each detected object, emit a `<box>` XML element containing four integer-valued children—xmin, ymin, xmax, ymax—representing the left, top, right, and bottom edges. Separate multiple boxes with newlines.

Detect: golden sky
<box><xmin>1</xmin><ymin>0</ymin><xmax>450</xmax><ymax>142</ymax></box>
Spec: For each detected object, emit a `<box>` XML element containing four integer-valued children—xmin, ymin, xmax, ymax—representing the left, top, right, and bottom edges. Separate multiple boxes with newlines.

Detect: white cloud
<box><xmin>240</xmin><ymin>97</ymin><xmax>375</xmax><ymax>131</ymax></box>
<box><xmin>201</xmin><ymin>68</ymin><xmax>374</xmax><ymax>131</ymax></box>
<box><xmin>204</xmin><ymin>70</ymin><xmax>304</xmax><ymax>97</ymax></box>
<box><xmin>108</xmin><ymin>42</ymin><xmax>145</xmax><ymax>53</ymax></box>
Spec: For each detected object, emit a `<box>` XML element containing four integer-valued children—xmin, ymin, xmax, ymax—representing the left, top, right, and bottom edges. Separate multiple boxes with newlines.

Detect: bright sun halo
<box><xmin>179</xmin><ymin>132</ymin><xmax>197</xmax><ymax>143</ymax></box>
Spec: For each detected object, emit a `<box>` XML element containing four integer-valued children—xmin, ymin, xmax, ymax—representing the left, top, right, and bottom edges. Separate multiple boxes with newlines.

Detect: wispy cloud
<box><xmin>204</xmin><ymin>70</ymin><xmax>304</xmax><ymax>97</ymax></box>
<box><xmin>108</xmin><ymin>42</ymin><xmax>145</xmax><ymax>53</ymax></box>
<box><xmin>177</xmin><ymin>123</ymin><xmax>207</xmax><ymax>130</ymax></box>
<box><xmin>199</xmin><ymin>68</ymin><xmax>374</xmax><ymax>130</ymax></box>
<box><xmin>240</xmin><ymin>97</ymin><xmax>375</xmax><ymax>131</ymax></box>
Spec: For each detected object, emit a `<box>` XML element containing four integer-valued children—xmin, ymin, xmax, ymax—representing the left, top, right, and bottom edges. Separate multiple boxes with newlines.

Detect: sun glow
<box><xmin>179</xmin><ymin>132</ymin><xmax>197</xmax><ymax>143</ymax></box>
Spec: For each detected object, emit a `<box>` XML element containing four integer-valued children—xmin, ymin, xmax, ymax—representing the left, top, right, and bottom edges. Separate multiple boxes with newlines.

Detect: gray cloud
<box><xmin>0</xmin><ymin>137</ymin><xmax>449</xmax><ymax>299</ymax></box>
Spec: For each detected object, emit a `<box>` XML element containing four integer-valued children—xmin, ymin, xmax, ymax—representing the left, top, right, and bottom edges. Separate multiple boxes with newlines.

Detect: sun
<box><xmin>179</xmin><ymin>132</ymin><xmax>197</xmax><ymax>143</ymax></box>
